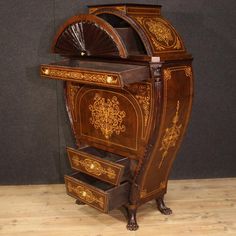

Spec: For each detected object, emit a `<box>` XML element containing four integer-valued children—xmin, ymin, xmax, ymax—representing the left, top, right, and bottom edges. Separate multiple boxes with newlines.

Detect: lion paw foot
<box><xmin>127</xmin><ymin>219</ymin><xmax>139</xmax><ymax>231</ymax></box>
<box><xmin>159</xmin><ymin>206</ymin><xmax>172</xmax><ymax>215</ymax></box>
<box><xmin>156</xmin><ymin>196</ymin><xmax>173</xmax><ymax>215</ymax></box>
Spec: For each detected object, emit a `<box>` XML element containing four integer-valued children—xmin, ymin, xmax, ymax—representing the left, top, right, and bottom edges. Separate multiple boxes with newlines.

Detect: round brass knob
<box><xmin>90</xmin><ymin>164</ymin><xmax>95</xmax><ymax>169</ymax></box>
<box><xmin>42</xmin><ymin>68</ymin><xmax>50</xmax><ymax>75</ymax></box>
<box><xmin>106</xmin><ymin>76</ymin><xmax>113</xmax><ymax>83</ymax></box>
<box><xmin>82</xmin><ymin>191</ymin><xmax>87</xmax><ymax>197</ymax></box>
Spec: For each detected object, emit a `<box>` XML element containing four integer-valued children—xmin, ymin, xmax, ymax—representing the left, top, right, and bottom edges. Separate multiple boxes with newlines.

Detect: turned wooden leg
<box><xmin>75</xmin><ymin>199</ymin><xmax>85</xmax><ymax>205</ymax></box>
<box><xmin>125</xmin><ymin>205</ymin><xmax>139</xmax><ymax>231</ymax></box>
<box><xmin>156</xmin><ymin>195</ymin><xmax>172</xmax><ymax>215</ymax></box>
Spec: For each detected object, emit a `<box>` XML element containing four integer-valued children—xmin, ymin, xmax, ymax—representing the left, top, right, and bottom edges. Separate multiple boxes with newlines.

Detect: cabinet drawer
<box><xmin>67</xmin><ymin>147</ymin><xmax>130</xmax><ymax>186</ymax></box>
<box><xmin>65</xmin><ymin>173</ymin><xmax>130</xmax><ymax>213</ymax></box>
<box><xmin>40</xmin><ymin>60</ymin><xmax>149</xmax><ymax>88</ymax></box>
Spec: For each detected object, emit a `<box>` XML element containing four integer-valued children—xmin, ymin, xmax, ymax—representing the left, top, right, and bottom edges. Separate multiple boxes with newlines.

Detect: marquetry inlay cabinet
<box><xmin>40</xmin><ymin>4</ymin><xmax>193</xmax><ymax>230</ymax></box>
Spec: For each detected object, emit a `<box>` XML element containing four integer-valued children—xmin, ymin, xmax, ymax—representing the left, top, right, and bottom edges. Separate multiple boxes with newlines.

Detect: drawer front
<box><xmin>41</xmin><ymin>65</ymin><xmax>122</xmax><ymax>88</ymax></box>
<box><xmin>65</xmin><ymin>175</ymin><xmax>108</xmax><ymax>212</ymax></box>
<box><xmin>67</xmin><ymin>148</ymin><xmax>125</xmax><ymax>185</ymax></box>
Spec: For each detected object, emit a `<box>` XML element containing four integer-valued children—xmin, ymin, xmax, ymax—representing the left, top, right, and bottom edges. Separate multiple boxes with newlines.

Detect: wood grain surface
<box><xmin>0</xmin><ymin>178</ymin><xmax>235</xmax><ymax>236</ymax></box>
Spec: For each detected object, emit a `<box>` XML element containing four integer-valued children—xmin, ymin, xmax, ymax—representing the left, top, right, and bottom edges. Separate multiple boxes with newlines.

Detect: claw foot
<box><xmin>156</xmin><ymin>196</ymin><xmax>173</xmax><ymax>215</ymax></box>
<box><xmin>125</xmin><ymin>206</ymin><xmax>139</xmax><ymax>231</ymax></box>
<box><xmin>127</xmin><ymin>219</ymin><xmax>139</xmax><ymax>231</ymax></box>
<box><xmin>75</xmin><ymin>199</ymin><xmax>85</xmax><ymax>205</ymax></box>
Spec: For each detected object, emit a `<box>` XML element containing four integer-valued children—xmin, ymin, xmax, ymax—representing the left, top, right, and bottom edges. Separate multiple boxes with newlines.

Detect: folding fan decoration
<box><xmin>52</xmin><ymin>15</ymin><xmax>127</xmax><ymax>58</ymax></box>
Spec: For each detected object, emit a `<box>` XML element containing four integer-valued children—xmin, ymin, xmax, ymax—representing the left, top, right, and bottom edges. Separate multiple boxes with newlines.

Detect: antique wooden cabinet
<box><xmin>40</xmin><ymin>4</ymin><xmax>193</xmax><ymax>230</ymax></box>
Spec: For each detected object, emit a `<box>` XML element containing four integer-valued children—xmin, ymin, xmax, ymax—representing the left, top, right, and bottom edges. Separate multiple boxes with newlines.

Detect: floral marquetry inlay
<box><xmin>67</xmin><ymin>182</ymin><xmax>104</xmax><ymax>208</ymax></box>
<box><xmin>135</xmin><ymin>84</ymin><xmax>151</xmax><ymax>127</ymax></box>
<box><xmin>147</xmin><ymin>20</ymin><xmax>173</xmax><ymax>46</ymax></box>
<box><xmin>159</xmin><ymin>101</ymin><xmax>182</xmax><ymax>168</ymax></box>
<box><xmin>89</xmin><ymin>94</ymin><xmax>126</xmax><ymax>139</ymax></box>
<box><xmin>133</xmin><ymin>16</ymin><xmax>184</xmax><ymax>52</ymax></box>
<box><xmin>184</xmin><ymin>67</ymin><xmax>192</xmax><ymax>78</ymax></box>
<box><xmin>71</xmin><ymin>155</ymin><xmax>116</xmax><ymax>180</ymax></box>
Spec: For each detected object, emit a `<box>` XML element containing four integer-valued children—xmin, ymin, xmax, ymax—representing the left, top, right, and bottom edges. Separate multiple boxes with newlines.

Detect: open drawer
<box><xmin>65</xmin><ymin>172</ymin><xmax>130</xmax><ymax>213</ymax></box>
<box><xmin>67</xmin><ymin>146</ymin><xmax>130</xmax><ymax>186</ymax></box>
<box><xmin>40</xmin><ymin>60</ymin><xmax>149</xmax><ymax>88</ymax></box>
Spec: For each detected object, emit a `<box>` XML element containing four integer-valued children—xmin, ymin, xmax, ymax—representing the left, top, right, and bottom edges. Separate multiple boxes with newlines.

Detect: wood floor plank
<box><xmin>0</xmin><ymin>178</ymin><xmax>235</xmax><ymax>236</ymax></box>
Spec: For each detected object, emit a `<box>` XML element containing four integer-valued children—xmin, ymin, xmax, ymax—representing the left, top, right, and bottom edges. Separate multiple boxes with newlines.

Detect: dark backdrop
<box><xmin>0</xmin><ymin>0</ymin><xmax>235</xmax><ymax>185</ymax></box>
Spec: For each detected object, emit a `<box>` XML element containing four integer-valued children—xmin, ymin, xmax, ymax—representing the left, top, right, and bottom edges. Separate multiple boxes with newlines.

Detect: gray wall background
<box><xmin>0</xmin><ymin>0</ymin><xmax>235</xmax><ymax>185</ymax></box>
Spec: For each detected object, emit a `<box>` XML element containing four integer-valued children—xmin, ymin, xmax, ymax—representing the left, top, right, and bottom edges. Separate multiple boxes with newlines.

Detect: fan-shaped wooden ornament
<box><xmin>52</xmin><ymin>14</ymin><xmax>127</xmax><ymax>58</ymax></box>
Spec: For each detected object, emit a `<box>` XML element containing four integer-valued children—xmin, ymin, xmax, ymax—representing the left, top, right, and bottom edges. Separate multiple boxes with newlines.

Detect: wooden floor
<box><xmin>0</xmin><ymin>178</ymin><xmax>235</xmax><ymax>236</ymax></box>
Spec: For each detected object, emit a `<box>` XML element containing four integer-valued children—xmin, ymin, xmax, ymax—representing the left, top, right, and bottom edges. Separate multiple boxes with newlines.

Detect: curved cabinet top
<box><xmin>52</xmin><ymin>4</ymin><xmax>191</xmax><ymax>61</ymax></box>
<box><xmin>90</xmin><ymin>4</ymin><xmax>189</xmax><ymax>60</ymax></box>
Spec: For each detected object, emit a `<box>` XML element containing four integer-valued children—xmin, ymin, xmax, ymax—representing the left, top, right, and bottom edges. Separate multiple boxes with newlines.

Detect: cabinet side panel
<box><xmin>139</xmin><ymin>62</ymin><xmax>193</xmax><ymax>200</ymax></box>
